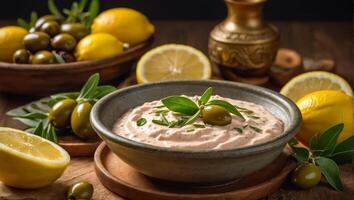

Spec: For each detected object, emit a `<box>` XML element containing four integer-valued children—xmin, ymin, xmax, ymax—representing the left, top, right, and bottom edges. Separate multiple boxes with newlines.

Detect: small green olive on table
<box><xmin>24</xmin><ymin>32</ymin><xmax>50</xmax><ymax>52</ymax></box>
<box><xmin>31</xmin><ymin>50</ymin><xmax>56</xmax><ymax>64</ymax></box>
<box><xmin>13</xmin><ymin>49</ymin><xmax>30</xmax><ymax>64</ymax></box>
<box><xmin>291</xmin><ymin>163</ymin><xmax>321</xmax><ymax>189</ymax></box>
<box><xmin>51</xmin><ymin>33</ymin><xmax>77</xmax><ymax>52</ymax></box>
<box><xmin>40</xmin><ymin>21</ymin><xmax>60</xmax><ymax>36</ymax></box>
<box><xmin>48</xmin><ymin>99</ymin><xmax>77</xmax><ymax>128</ymax></box>
<box><xmin>71</xmin><ymin>102</ymin><xmax>97</xmax><ymax>139</ymax></box>
<box><xmin>60</xmin><ymin>23</ymin><xmax>90</xmax><ymax>41</ymax></box>
<box><xmin>201</xmin><ymin>105</ymin><xmax>232</xmax><ymax>126</ymax></box>
<box><xmin>67</xmin><ymin>181</ymin><xmax>93</xmax><ymax>200</ymax></box>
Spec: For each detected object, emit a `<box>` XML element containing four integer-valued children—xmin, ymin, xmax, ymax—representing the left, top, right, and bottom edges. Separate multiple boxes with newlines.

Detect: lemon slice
<box><xmin>136</xmin><ymin>44</ymin><xmax>212</xmax><ymax>84</ymax></box>
<box><xmin>0</xmin><ymin>127</ymin><xmax>70</xmax><ymax>189</ymax></box>
<box><xmin>280</xmin><ymin>71</ymin><xmax>353</xmax><ymax>102</ymax></box>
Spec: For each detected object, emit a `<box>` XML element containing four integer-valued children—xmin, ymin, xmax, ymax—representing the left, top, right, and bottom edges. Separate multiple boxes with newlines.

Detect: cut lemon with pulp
<box><xmin>0</xmin><ymin>127</ymin><xmax>70</xmax><ymax>189</ymax></box>
<box><xmin>280</xmin><ymin>71</ymin><xmax>353</xmax><ymax>102</ymax></box>
<box><xmin>136</xmin><ymin>44</ymin><xmax>212</xmax><ymax>84</ymax></box>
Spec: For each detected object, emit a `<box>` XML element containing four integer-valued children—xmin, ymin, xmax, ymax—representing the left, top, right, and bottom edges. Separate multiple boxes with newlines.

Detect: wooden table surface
<box><xmin>0</xmin><ymin>20</ymin><xmax>353</xmax><ymax>200</ymax></box>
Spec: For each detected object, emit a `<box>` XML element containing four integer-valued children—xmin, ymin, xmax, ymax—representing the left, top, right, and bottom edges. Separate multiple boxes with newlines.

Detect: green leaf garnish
<box><xmin>53</xmin><ymin>52</ymin><xmax>66</xmax><ymax>64</ymax></box>
<box><xmin>86</xmin><ymin>0</ymin><xmax>100</xmax><ymax>27</ymax></box>
<box><xmin>193</xmin><ymin>124</ymin><xmax>206</xmax><ymax>128</ymax></box>
<box><xmin>207</xmin><ymin>100</ymin><xmax>244</xmax><ymax>120</ymax></box>
<box><xmin>310</xmin><ymin>123</ymin><xmax>344</xmax><ymax>156</ymax></box>
<box><xmin>234</xmin><ymin>127</ymin><xmax>243</xmax><ymax>134</ymax></box>
<box><xmin>161</xmin><ymin>96</ymin><xmax>199</xmax><ymax>116</ymax></box>
<box><xmin>152</xmin><ymin>119</ymin><xmax>169</xmax><ymax>126</ymax></box>
<box><xmin>48</xmin><ymin>0</ymin><xmax>65</xmax><ymax>20</ymax></box>
<box><xmin>249</xmin><ymin>125</ymin><xmax>262</xmax><ymax>133</ymax></box>
<box><xmin>315</xmin><ymin>157</ymin><xmax>343</xmax><ymax>191</ymax></box>
<box><xmin>291</xmin><ymin>146</ymin><xmax>310</xmax><ymax>163</ymax></box>
<box><xmin>78</xmin><ymin>73</ymin><xmax>100</xmax><ymax>100</ymax></box>
<box><xmin>184</xmin><ymin>110</ymin><xmax>201</xmax><ymax>125</ymax></box>
<box><xmin>329</xmin><ymin>136</ymin><xmax>354</xmax><ymax>164</ymax></box>
<box><xmin>136</xmin><ymin>118</ymin><xmax>147</xmax><ymax>127</ymax></box>
<box><xmin>186</xmin><ymin>129</ymin><xmax>195</xmax><ymax>132</ymax></box>
<box><xmin>199</xmin><ymin>87</ymin><xmax>212</xmax><ymax>105</ymax></box>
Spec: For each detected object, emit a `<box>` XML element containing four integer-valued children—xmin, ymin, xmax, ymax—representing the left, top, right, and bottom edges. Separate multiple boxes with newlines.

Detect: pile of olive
<box><xmin>48</xmin><ymin>98</ymin><xmax>96</xmax><ymax>139</ymax></box>
<box><xmin>13</xmin><ymin>15</ymin><xmax>89</xmax><ymax>64</ymax></box>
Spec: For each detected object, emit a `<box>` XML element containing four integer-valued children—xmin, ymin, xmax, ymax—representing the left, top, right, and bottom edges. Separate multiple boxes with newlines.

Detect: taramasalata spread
<box><xmin>113</xmin><ymin>89</ymin><xmax>283</xmax><ymax>150</ymax></box>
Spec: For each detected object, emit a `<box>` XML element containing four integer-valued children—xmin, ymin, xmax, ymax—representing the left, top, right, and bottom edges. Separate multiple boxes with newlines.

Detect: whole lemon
<box><xmin>75</xmin><ymin>33</ymin><xmax>123</xmax><ymax>61</ymax></box>
<box><xmin>92</xmin><ymin>8</ymin><xmax>154</xmax><ymax>45</ymax></box>
<box><xmin>296</xmin><ymin>90</ymin><xmax>353</xmax><ymax>145</ymax></box>
<box><xmin>0</xmin><ymin>26</ymin><xmax>27</xmax><ymax>62</ymax></box>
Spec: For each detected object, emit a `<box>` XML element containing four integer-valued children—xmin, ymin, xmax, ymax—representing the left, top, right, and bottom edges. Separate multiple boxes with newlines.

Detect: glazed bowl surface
<box><xmin>91</xmin><ymin>80</ymin><xmax>301</xmax><ymax>183</ymax></box>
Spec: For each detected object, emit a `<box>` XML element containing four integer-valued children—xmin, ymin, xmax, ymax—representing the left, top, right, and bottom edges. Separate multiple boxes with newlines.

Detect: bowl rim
<box><xmin>91</xmin><ymin>80</ymin><xmax>302</xmax><ymax>157</ymax></box>
<box><xmin>0</xmin><ymin>37</ymin><xmax>153</xmax><ymax>70</ymax></box>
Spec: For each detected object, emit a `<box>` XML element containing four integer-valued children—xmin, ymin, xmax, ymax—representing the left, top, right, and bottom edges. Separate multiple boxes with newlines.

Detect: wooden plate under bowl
<box><xmin>0</xmin><ymin>37</ymin><xmax>153</xmax><ymax>95</ymax></box>
<box><xmin>94</xmin><ymin>143</ymin><xmax>297</xmax><ymax>200</ymax></box>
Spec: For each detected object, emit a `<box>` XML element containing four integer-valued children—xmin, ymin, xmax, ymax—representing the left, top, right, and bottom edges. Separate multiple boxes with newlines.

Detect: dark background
<box><xmin>0</xmin><ymin>0</ymin><xmax>352</xmax><ymax>21</ymax></box>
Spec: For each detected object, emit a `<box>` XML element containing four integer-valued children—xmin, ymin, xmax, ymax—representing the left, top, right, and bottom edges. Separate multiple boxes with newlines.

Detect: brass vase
<box><xmin>209</xmin><ymin>0</ymin><xmax>280</xmax><ymax>78</ymax></box>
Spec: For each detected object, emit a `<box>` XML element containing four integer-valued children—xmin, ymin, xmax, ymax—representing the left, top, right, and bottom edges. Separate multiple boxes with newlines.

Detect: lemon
<box><xmin>0</xmin><ymin>26</ymin><xmax>27</xmax><ymax>62</ymax></box>
<box><xmin>92</xmin><ymin>8</ymin><xmax>154</xmax><ymax>45</ymax></box>
<box><xmin>280</xmin><ymin>71</ymin><xmax>353</xmax><ymax>102</ymax></box>
<box><xmin>0</xmin><ymin>127</ymin><xmax>70</xmax><ymax>189</ymax></box>
<box><xmin>296</xmin><ymin>90</ymin><xmax>353</xmax><ymax>146</ymax></box>
<box><xmin>136</xmin><ymin>44</ymin><xmax>212</xmax><ymax>84</ymax></box>
<box><xmin>75</xmin><ymin>33</ymin><xmax>123</xmax><ymax>61</ymax></box>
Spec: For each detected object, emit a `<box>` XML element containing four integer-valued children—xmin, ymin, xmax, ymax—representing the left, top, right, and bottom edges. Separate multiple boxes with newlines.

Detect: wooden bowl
<box><xmin>0</xmin><ymin>37</ymin><xmax>153</xmax><ymax>95</ymax></box>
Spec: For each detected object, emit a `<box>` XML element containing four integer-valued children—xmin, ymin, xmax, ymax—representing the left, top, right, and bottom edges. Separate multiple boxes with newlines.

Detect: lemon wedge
<box><xmin>136</xmin><ymin>44</ymin><xmax>212</xmax><ymax>84</ymax></box>
<box><xmin>280</xmin><ymin>71</ymin><xmax>353</xmax><ymax>102</ymax></box>
<box><xmin>0</xmin><ymin>127</ymin><xmax>70</xmax><ymax>189</ymax></box>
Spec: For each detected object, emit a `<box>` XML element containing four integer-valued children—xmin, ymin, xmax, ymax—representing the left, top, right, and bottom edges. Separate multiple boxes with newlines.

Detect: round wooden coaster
<box><xmin>59</xmin><ymin>135</ymin><xmax>101</xmax><ymax>157</ymax></box>
<box><xmin>94</xmin><ymin>143</ymin><xmax>296</xmax><ymax>200</ymax></box>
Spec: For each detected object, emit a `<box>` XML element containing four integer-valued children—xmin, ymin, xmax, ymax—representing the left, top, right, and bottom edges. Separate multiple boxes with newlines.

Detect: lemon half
<box><xmin>136</xmin><ymin>44</ymin><xmax>212</xmax><ymax>84</ymax></box>
<box><xmin>280</xmin><ymin>71</ymin><xmax>353</xmax><ymax>102</ymax></box>
<box><xmin>295</xmin><ymin>90</ymin><xmax>353</xmax><ymax>145</ymax></box>
<box><xmin>0</xmin><ymin>127</ymin><xmax>70</xmax><ymax>189</ymax></box>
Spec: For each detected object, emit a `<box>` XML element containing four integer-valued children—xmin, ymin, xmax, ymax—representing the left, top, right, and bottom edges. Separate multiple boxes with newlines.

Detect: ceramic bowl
<box><xmin>90</xmin><ymin>80</ymin><xmax>301</xmax><ymax>183</ymax></box>
<box><xmin>0</xmin><ymin>37</ymin><xmax>152</xmax><ymax>95</ymax></box>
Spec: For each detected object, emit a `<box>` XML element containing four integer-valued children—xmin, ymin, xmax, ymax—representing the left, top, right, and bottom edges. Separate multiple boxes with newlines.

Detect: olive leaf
<box><xmin>94</xmin><ymin>85</ymin><xmax>116</xmax><ymax>99</ymax></box>
<box><xmin>206</xmin><ymin>99</ymin><xmax>244</xmax><ymax>120</ymax></box>
<box><xmin>78</xmin><ymin>73</ymin><xmax>100</xmax><ymax>100</ymax></box>
<box><xmin>48</xmin><ymin>0</ymin><xmax>65</xmax><ymax>20</ymax></box>
<box><xmin>291</xmin><ymin>146</ymin><xmax>310</xmax><ymax>163</ymax></box>
<box><xmin>199</xmin><ymin>87</ymin><xmax>212</xmax><ymax>105</ymax></box>
<box><xmin>53</xmin><ymin>52</ymin><xmax>66</xmax><ymax>64</ymax></box>
<box><xmin>315</xmin><ymin>156</ymin><xmax>343</xmax><ymax>191</ymax></box>
<box><xmin>17</xmin><ymin>18</ymin><xmax>30</xmax><ymax>30</ymax></box>
<box><xmin>329</xmin><ymin>136</ymin><xmax>354</xmax><ymax>164</ymax></box>
<box><xmin>162</xmin><ymin>96</ymin><xmax>199</xmax><ymax>116</ymax></box>
<box><xmin>310</xmin><ymin>123</ymin><xmax>344</xmax><ymax>156</ymax></box>
<box><xmin>86</xmin><ymin>0</ymin><xmax>100</xmax><ymax>27</ymax></box>
<box><xmin>184</xmin><ymin>110</ymin><xmax>201</xmax><ymax>125</ymax></box>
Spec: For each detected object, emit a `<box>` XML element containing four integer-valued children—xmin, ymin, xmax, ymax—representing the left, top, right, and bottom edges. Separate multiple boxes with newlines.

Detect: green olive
<box><xmin>71</xmin><ymin>102</ymin><xmax>96</xmax><ymax>139</ymax></box>
<box><xmin>201</xmin><ymin>105</ymin><xmax>231</xmax><ymax>126</ymax></box>
<box><xmin>49</xmin><ymin>99</ymin><xmax>77</xmax><ymax>128</ymax></box>
<box><xmin>55</xmin><ymin>51</ymin><xmax>76</xmax><ymax>62</ymax></box>
<box><xmin>34</xmin><ymin>15</ymin><xmax>58</xmax><ymax>30</ymax></box>
<box><xmin>60</xmin><ymin>23</ymin><xmax>90</xmax><ymax>41</ymax></box>
<box><xmin>67</xmin><ymin>181</ymin><xmax>93</xmax><ymax>200</ymax></box>
<box><xmin>24</xmin><ymin>32</ymin><xmax>50</xmax><ymax>52</ymax></box>
<box><xmin>291</xmin><ymin>163</ymin><xmax>321</xmax><ymax>189</ymax></box>
<box><xmin>31</xmin><ymin>50</ymin><xmax>56</xmax><ymax>64</ymax></box>
<box><xmin>13</xmin><ymin>49</ymin><xmax>30</xmax><ymax>64</ymax></box>
<box><xmin>40</xmin><ymin>21</ymin><xmax>60</xmax><ymax>36</ymax></box>
<box><xmin>51</xmin><ymin>33</ymin><xmax>77</xmax><ymax>51</ymax></box>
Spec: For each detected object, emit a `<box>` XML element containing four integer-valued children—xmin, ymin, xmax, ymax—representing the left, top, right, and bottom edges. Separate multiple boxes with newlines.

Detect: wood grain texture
<box><xmin>0</xmin><ymin>20</ymin><xmax>353</xmax><ymax>199</ymax></box>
